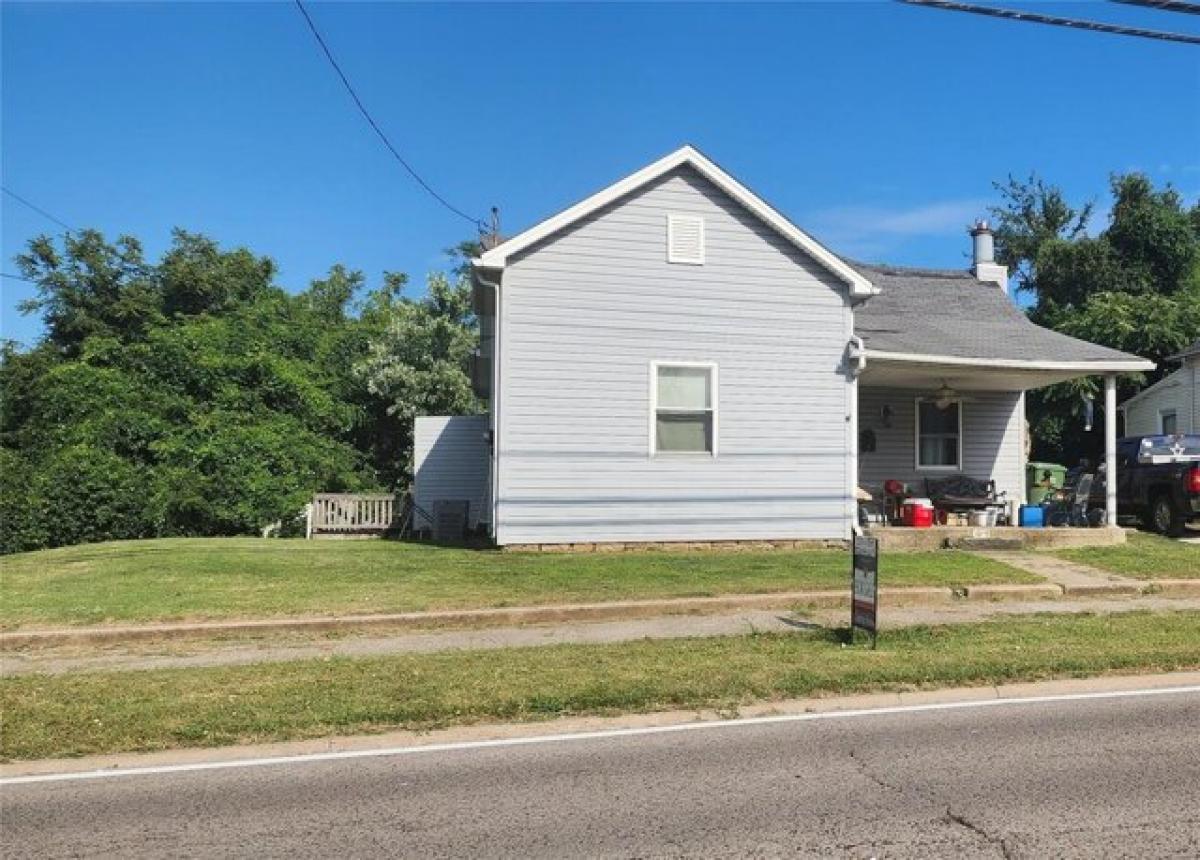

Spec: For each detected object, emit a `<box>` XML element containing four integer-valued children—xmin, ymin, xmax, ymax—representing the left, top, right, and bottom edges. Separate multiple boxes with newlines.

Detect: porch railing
<box><xmin>307</xmin><ymin>493</ymin><xmax>396</xmax><ymax>537</ymax></box>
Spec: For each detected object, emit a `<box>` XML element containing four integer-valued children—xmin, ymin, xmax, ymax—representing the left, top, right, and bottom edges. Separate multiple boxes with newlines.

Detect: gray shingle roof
<box><xmin>851</xmin><ymin>262</ymin><xmax>1145</xmax><ymax>365</ymax></box>
<box><xmin>1169</xmin><ymin>338</ymin><xmax>1200</xmax><ymax>362</ymax></box>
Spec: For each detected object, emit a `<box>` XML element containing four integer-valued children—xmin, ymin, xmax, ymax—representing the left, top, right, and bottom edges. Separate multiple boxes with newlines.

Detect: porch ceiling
<box><xmin>859</xmin><ymin>356</ymin><xmax>1128</xmax><ymax>392</ymax></box>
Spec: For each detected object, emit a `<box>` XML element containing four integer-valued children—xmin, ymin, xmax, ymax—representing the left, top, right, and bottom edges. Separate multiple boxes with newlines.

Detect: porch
<box><xmin>852</xmin><ymin>355</ymin><xmax>1149</xmax><ymax>534</ymax></box>
<box><xmin>850</xmin><ymin>260</ymin><xmax>1156</xmax><ymax>538</ymax></box>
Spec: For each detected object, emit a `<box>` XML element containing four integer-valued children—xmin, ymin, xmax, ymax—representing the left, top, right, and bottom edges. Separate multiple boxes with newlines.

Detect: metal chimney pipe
<box><xmin>970</xmin><ymin>220</ymin><xmax>995</xmax><ymax>266</ymax></box>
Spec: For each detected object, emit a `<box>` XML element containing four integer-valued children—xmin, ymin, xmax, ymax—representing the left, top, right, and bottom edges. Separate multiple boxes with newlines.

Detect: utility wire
<box><xmin>1</xmin><ymin>272</ymin><xmax>38</xmax><ymax>284</ymax></box>
<box><xmin>898</xmin><ymin>0</ymin><xmax>1200</xmax><ymax>44</ymax></box>
<box><xmin>293</xmin><ymin>0</ymin><xmax>486</xmax><ymax>229</ymax></box>
<box><xmin>1111</xmin><ymin>0</ymin><xmax>1200</xmax><ymax>15</ymax></box>
<box><xmin>1</xmin><ymin>187</ymin><xmax>75</xmax><ymax>232</ymax></box>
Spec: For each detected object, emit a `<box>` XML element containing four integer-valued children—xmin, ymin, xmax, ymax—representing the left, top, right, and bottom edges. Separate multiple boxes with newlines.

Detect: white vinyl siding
<box><xmin>858</xmin><ymin>388</ymin><xmax>1023</xmax><ymax>503</ymax></box>
<box><xmin>1123</xmin><ymin>362</ymin><xmax>1198</xmax><ymax>436</ymax></box>
<box><xmin>495</xmin><ymin>166</ymin><xmax>853</xmax><ymax>544</ymax></box>
<box><xmin>413</xmin><ymin>415</ymin><xmax>490</xmax><ymax>531</ymax></box>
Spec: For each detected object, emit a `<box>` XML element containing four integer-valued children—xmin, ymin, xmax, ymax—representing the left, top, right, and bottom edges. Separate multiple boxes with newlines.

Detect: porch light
<box><xmin>934</xmin><ymin>383</ymin><xmax>959</xmax><ymax>411</ymax></box>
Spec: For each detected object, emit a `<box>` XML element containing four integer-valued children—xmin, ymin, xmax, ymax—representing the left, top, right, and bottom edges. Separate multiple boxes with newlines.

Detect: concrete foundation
<box><xmin>864</xmin><ymin>525</ymin><xmax>1128</xmax><ymax>552</ymax></box>
<box><xmin>500</xmin><ymin>539</ymin><xmax>850</xmax><ymax>554</ymax></box>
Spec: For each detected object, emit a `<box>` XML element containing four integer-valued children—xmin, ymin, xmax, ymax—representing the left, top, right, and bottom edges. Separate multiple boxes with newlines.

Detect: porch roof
<box><xmin>851</xmin><ymin>263</ymin><xmax>1153</xmax><ymax>389</ymax></box>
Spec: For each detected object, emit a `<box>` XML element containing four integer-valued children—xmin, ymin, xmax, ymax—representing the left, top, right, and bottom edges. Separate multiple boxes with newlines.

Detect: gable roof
<box><xmin>1169</xmin><ymin>338</ymin><xmax>1200</xmax><ymax>362</ymax></box>
<box><xmin>853</xmin><ymin>262</ymin><xmax>1154</xmax><ymax>371</ymax></box>
<box><xmin>473</xmin><ymin>145</ymin><xmax>878</xmax><ymax>298</ymax></box>
<box><xmin>1120</xmin><ymin>362</ymin><xmax>1189</xmax><ymax>410</ymax></box>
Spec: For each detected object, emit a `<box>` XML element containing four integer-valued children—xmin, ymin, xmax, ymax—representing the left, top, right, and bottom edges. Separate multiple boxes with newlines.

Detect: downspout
<box><xmin>848</xmin><ymin>334</ymin><xmax>866</xmax><ymax>538</ymax></box>
<box><xmin>475</xmin><ymin>269</ymin><xmax>502</xmax><ymax>543</ymax></box>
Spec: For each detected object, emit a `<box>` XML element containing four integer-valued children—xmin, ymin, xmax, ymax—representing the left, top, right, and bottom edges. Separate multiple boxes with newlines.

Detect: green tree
<box><xmin>16</xmin><ymin>231</ymin><xmax>160</xmax><ymax>354</ymax></box>
<box><xmin>3</xmin><ymin>226</ymin><xmax>486</xmax><ymax>553</ymax></box>
<box><xmin>990</xmin><ymin>174</ymin><xmax>1093</xmax><ymax>298</ymax></box>
<box><xmin>2</xmin><ymin>230</ymin><xmax>382</xmax><ymax>552</ymax></box>
<box><xmin>158</xmin><ymin>230</ymin><xmax>275</xmax><ymax>318</ymax></box>
<box><xmin>355</xmin><ymin>271</ymin><xmax>479</xmax><ymax>483</ymax></box>
<box><xmin>990</xmin><ymin>173</ymin><xmax>1200</xmax><ymax>462</ymax></box>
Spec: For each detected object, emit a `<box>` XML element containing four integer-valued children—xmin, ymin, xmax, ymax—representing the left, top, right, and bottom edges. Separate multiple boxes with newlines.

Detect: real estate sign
<box><xmin>851</xmin><ymin>535</ymin><xmax>878</xmax><ymax>646</ymax></box>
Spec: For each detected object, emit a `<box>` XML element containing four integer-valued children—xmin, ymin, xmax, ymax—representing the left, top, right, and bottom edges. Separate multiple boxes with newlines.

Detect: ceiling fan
<box><xmin>925</xmin><ymin>381</ymin><xmax>977</xmax><ymax>410</ymax></box>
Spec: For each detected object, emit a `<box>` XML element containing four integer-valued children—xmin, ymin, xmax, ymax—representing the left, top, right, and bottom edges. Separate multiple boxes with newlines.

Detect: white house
<box><xmin>1121</xmin><ymin>340</ymin><xmax>1199</xmax><ymax>436</ymax></box>
<box><xmin>414</xmin><ymin>146</ymin><xmax>1152</xmax><ymax>547</ymax></box>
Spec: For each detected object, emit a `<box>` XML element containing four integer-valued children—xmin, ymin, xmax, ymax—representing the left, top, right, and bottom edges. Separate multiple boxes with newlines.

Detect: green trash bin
<box><xmin>1027</xmin><ymin>462</ymin><xmax>1067</xmax><ymax>504</ymax></box>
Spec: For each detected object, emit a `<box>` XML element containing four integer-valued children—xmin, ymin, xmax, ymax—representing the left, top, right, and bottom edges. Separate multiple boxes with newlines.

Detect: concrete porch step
<box><xmin>947</xmin><ymin>537</ymin><xmax>1026</xmax><ymax>552</ymax></box>
<box><xmin>864</xmin><ymin>526</ymin><xmax>1127</xmax><ymax>552</ymax></box>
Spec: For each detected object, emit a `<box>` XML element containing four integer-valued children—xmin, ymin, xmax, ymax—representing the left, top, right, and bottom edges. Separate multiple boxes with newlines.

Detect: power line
<box><xmin>1</xmin><ymin>187</ymin><xmax>74</xmax><ymax>232</ymax></box>
<box><xmin>1</xmin><ymin>272</ymin><xmax>38</xmax><ymax>284</ymax></box>
<box><xmin>898</xmin><ymin>0</ymin><xmax>1200</xmax><ymax>44</ymax></box>
<box><xmin>1111</xmin><ymin>0</ymin><xmax>1200</xmax><ymax>14</ymax></box>
<box><xmin>292</xmin><ymin>0</ymin><xmax>486</xmax><ymax>229</ymax></box>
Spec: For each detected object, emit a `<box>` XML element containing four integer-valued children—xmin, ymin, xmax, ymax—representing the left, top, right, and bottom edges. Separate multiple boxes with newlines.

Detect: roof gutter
<box><xmin>863</xmin><ymin>349</ymin><xmax>1155</xmax><ymax>374</ymax></box>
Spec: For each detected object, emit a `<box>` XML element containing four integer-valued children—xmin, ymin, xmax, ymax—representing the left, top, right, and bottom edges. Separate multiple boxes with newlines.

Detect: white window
<box><xmin>667</xmin><ymin>214</ymin><xmax>705</xmax><ymax>265</ymax></box>
<box><xmin>651</xmin><ymin>363</ymin><xmax>717</xmax><ymax>455</ymax></box>
<box><xmin>1161</xmin><ymin>409</ymin><xmax>1178</xmax><ymax>435</ymax></box>
<box><xmin>916</xmin><ymin>398</ymin><xmax>962</xmax><ymax>470</ymax></box>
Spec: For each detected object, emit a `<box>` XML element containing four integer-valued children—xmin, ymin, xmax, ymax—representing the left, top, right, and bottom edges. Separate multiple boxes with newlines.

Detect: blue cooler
<box><xmin>1019</xmin><ymin>505</ymin><xmax>1044</xmax><ymax>528</ymax></box>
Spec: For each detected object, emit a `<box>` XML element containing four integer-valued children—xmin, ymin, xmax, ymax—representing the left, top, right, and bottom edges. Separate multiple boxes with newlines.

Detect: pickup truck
<box><xmin>1110</xmin><ymin>435</ymin><xmax>1200</xmax><ymax>537</ymax></box>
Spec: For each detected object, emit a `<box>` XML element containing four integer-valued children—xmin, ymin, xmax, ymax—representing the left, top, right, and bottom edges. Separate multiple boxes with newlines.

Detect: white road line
<box><xmin>4</xmin><ymin>684</ymin><xmax>1198</xmax><ymax>787</ymax></box>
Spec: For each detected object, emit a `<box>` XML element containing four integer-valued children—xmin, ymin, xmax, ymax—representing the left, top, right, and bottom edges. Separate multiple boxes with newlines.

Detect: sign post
<box><xmin>851</xmin><ymin>535</ymin><xmax>879</xmax><ymax>648</ymax></box>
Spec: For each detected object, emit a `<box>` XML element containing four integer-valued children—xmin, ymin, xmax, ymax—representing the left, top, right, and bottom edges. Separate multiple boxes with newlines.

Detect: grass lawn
<box><xmin>3</xmin><ymin>610</ymin><xmax>1197</xmax><ymax>761</ymax></box>
<box><xmin>1055</xmin><ymin>532</ymin><xmax>1200</xmax><ymax>579</ymax></box>
<box><xmin>0</xmin><ymin>538</ymin><xmax>1038</xmax><ymax>629</ymax></box>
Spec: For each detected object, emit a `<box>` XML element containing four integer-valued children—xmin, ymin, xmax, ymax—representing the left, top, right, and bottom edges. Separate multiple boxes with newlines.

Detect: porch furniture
<box><xmin>1046</xmin><ymin>472</ymin><xmax>1102</xmax><ymax>528</ymax></box>
<box><xmin>882</xmin><ymin>479</ymin><xmax>908</xmax><ymax>525</ymax></box>
<box><xmin>856</xmin><ymin>487</ymin><xmax>887</xmax><ymax>527</ymax></box>
<box><xmin>923</xmin><ymin>475</ymin><xmax>1008</xmax><ymax>523</ymax></box>
<box><xmin>307</xmin><ymin>493</ymin><xmax>398</xmax><ymax>538</ymax></box>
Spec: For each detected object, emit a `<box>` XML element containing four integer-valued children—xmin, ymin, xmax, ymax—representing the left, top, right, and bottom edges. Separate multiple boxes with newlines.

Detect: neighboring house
<box><xmin>414</xmin><ymin>146</ymin><xmax>1152</xmax><ymax>546</ymax></box>
<box><xmin>1121</xmin><ymin>339</ymin><xmax>1200</xmax><ymax>436</ymax></box>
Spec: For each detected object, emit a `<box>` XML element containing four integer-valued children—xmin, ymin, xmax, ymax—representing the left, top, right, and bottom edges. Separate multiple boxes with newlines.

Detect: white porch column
<box><xmin>1104</xmin><ymin>374</ymin><xmax>1118</xmax><ymax>527</ymax></box>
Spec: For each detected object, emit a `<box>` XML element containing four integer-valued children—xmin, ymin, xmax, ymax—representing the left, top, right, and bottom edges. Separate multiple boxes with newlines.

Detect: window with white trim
<box><xmin>667</xmin><ymin>214</ymin><xmax>705</xmax><ymax>264</ymax></box>
<box><xmin>653</xmin><ymin>363</ymin><xmax>716</xmax><ymax>454</ymax></box>
<box><xmin>916</xmin><ymin>399</ymin><xmax>962</xmax><ymax>470</ymax></box>
<box><xmin>1161</xmin><ymin>409</ymin><xmax>1178</xmax><ymax>435</ymax></box>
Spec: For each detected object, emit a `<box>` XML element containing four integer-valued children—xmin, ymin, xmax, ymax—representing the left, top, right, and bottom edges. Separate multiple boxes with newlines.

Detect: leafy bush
<box><xmin>33</xmin><ymin>445</ymin><xmax>154</xmax><ymax>548</ymax></box>
<box><xmin>1</xmin><ymin>230</ymin><xmax>477</xmax><ymax>553</ymax></box>
<box><xmin>0</xmin><ymin>449</ymin><xmax>47</xmax><ymax>555</ymax></box>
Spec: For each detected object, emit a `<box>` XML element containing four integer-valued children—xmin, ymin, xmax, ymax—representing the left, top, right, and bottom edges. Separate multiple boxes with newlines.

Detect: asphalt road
<box><xmin>4</xmin><ymin>690</ymin><xmax>1199</xmax><ymax>858</ymax></box>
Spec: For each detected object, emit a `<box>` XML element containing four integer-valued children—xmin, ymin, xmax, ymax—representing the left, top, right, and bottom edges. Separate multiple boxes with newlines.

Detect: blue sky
<box><xmin>3</xmin><ymin>1</ymin><xmax>1198</xmax><ymax>347</ymax></box>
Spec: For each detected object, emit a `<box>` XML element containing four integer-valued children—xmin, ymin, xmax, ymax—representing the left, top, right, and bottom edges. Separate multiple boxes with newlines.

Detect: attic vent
<box><xmin>667</xmin><ymin>214</ymin><xmax>705</xmax><ymax>265</ymax></box>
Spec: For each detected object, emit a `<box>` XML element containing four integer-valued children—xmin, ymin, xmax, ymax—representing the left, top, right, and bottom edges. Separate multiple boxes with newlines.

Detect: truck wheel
<box><xmin>1149</xmin><ymin>493</ymin><xmax>1186</xmax><ymax>538</ymax></box>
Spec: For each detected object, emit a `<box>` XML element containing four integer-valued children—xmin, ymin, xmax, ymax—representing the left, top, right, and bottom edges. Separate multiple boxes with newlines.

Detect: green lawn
<box><xmin>4</xmin><ymin>610</ymin><xmax>1197</xmax><ymax>761</ymax></box>
<box><xmin>0</xmin><ymin>532</ymin><xmax>1041</xmax><ymax>628</ymax></box>
<box><xmin>1055</xmin><ymin>532</ymin><xmax>1200</xmax><ymax>579</ymax></box>
<box><xmin>0</xmin><ymin>538</ymin><xmax>1038</xmax><ymax>629</ymax></box>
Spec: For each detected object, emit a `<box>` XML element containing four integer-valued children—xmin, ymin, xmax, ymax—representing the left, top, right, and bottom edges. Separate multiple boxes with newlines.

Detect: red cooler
<box><xmin>901</xmin><ymin>498</ymin><xmax>935</xmax><ymax>528</ymax></box>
